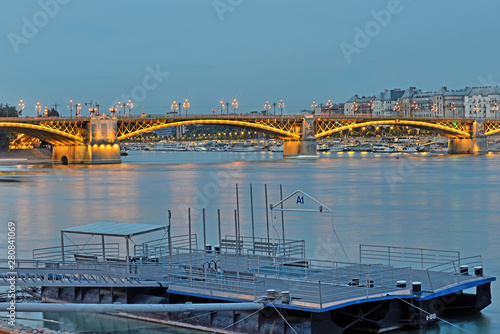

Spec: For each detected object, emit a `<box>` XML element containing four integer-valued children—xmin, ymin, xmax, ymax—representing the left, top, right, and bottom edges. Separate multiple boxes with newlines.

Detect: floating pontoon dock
<box><xmin>1</xmin><ymin>190</ymin><xmax>495</xmax><ymax>333</ymax></box>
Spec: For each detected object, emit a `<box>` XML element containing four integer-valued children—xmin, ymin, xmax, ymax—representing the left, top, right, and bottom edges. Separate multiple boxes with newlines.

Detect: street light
<box><xmin>411</xmin><ymin>100</ymin><xmax>418</xmax><ymax>117</ymax></box>
<box><xmin>231</xmin><ymin>98</ymin><xmax>238</xmax><ymax>114</ymax></box>
<box><xmin>127</xmin><ymin>99</ymin><xmax>133</xmax><ymax>116</ymax></box>
<box><xmin>171</xmin><ymin>100</ymin><xmax>178</xmax><ymax>114</ymax></box>
<box><xmin>18</xmin><ymin>99</ymin><xmax>25</xmax><ymax>117</ymax></box>
<box><xmin>278</xmin><ymin>98</ymin><xmax>285</xmax><ymax>116</ymax></box>
<box><xmin>35</xmin><ymin>101</ymin><xmax>41</xmax><ymax>117</ymax></box>
<box><xmin>263</xmin><ymin>100</ymin><xmax>271</xmax><ymax>115</ymax></box>
<box><xmin>183</xmin><ymin>98</ymin><xmax>190</xmax><ymax>116</ymax></box>
<box><xmin>311</xmin><ymin>100</ymin><xmax>317</xmax><ymax>112</ymax></box>
<box><xmin>326</xmin><ymin>99</ymin><xmax>333</xmax><ymax>116</ymax></box>
<box><xmin>219</xmin><ymin>100</ymin><xmax>225</xmax><ymax>115</ymax></box>
<box><xmin>170</xmin><ymin>100</ymin><xmax>178</xmax><ymax>114</ymax></box>
<box><xmin>67</xmin><ymin>99</ymin><xmax>73</xmax><ymax>118</ymax></box>
<box><xmin>75</xmin><ymin>103</ymin><xmax>81</xmax><ymax>117</ymax></box>
<box><xmin>109</xmin><ymin>105</ymin><xmax>117</xmax><ymax>117</ymax></box>
<box><xmin>116</xmin><ymin>101</ymin><xmax>122</xmax><ymax>117</ymax></box>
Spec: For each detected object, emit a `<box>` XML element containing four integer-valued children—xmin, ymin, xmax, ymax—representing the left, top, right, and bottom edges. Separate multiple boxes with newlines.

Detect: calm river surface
<box><xmin>2</xmin><ymin>150</ymin><xmax>500</xmax><ymax>333</ymax></box>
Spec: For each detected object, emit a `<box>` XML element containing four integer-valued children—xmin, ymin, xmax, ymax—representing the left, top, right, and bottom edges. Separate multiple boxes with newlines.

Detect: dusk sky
<box><xmin>1</xmin><ymin>0</ymin><xmax>498</xmax><ymax>116</ymax></box>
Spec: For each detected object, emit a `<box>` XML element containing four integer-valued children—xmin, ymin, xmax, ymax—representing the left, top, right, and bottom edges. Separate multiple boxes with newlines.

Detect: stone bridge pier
<box><xmin>283</xmin><ymin>115</ymin><xmax>317</xmax><ymax>157</ymax></box>
<box><xmin>52</xmin><ymin>118</ymin><xmax>121</xmax><ymax>164</ymax></box>
<box><xmin>448</xmin><ymin>119</ymin><xmax>487</xmax><ymax>154</ymax></box>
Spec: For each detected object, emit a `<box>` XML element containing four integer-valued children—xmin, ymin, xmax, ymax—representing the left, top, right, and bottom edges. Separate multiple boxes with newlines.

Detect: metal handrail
<box><xmin>360</xmin><ymin>244</ymin><xmax>460</xmax><ymax>269</ymax></box>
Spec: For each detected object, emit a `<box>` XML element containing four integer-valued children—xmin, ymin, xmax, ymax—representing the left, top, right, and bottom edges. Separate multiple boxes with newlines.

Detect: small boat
<box><xmin>372</xmin><ymin>144</ymin><xmax>396</xmax><ymax>153</ymax></box>
<box><xmin>316</xmin><ymin>144</ymin><xmax>330</xmax><ymax>152</ymax></box>
<box><xmin>269</xmin><ymin>145</ymin><xmax>284</xmax><ymax>152</ymax></box>
<box><xmin>120</xmin><ymin>149</ymin><xmax>128</xmax><ymax>156</ymax></box>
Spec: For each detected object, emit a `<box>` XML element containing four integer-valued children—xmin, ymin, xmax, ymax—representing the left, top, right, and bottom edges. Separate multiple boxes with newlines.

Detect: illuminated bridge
<box><xmin>0</xmin><ymin>114</ymin><xmax>495</xmax><ymax>164</ymax></box>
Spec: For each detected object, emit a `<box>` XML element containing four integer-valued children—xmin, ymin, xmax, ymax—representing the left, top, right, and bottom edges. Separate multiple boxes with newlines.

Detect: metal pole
<box><xmin>250</xmin><ymin>184</ymin><xmax>255</xmax><ymax>255</ymax></box>
<box><xmin>188</xmin><ymin>207</ymin><xmax>192</xmax><ymax>281</ymax></box>
<box><xmin>217</xmin><ymin>209</ymin><xmax>222</xmax><ymax>252</ymax></box>
<box><xmin>234</xmin><ymin>209</ymin><xmax>240</xmax><ymax>284</ymax></box>
<box><xmin>236</xmin><ymin>183</ymin><xmax>241</xmax><ymax>247</ymax></box>
<box><xmin>101</xmin><ymin>235</ymin><xmax>106</xmax><ymax>261</ymax></box>
<box><xmin>203</xmin><ymin>208</ymin><xmax>207</xmax><ymax>281</ymax></box>
<box><xmin>126</xmin><ymin>237</ymin><xmax>130</xmax><ymax>273</ymax></box>
<box><xmin>280</xmin><ymin>184</ymin><xmax>286</xmax><ymax>256</ymax></box>
<box><xmin>0</xmin><ymin>302</ymin><xmax>264</xmax><ymax>313</ymax></box>
<box><xmin>168</xmin><ymin>210</ymin><xmax>172</xmax><ymax>263</ymax></box>
<box><xmin>264</xmin><ymin>184</ymin><xmax>270</xmax><ymax>248</ymax></box>
<box><xmin>60</xmin><ymin>232</ymin><xmax>65</xmax><ymax>263</ymax></box>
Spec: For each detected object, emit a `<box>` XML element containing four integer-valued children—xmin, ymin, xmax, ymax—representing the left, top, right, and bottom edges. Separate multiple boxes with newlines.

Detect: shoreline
<box><xmin>0</xmin><ymin>149</ymin><xmax>52</xmax><ymax>165</ymax></box>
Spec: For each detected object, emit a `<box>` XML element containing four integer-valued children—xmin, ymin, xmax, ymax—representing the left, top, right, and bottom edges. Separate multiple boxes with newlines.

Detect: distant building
<box><xmin>155</xmin><ymin>127</ymin><xmax>178</xmax><ymax>137</ymax></box>
<box><xmin>464</xmin><ymin>87</ymin><xmax>500</xmax><ymax>118</ymax></box>
<box><xmin>320</xmin><ymin>103</ymin><xmax>344</xmax><ymax>115</ymax></box>
<box><xmin>344</xmin><ymin>95</ymin><xmax>376</xmax><ymax>116</ymax></box>
<box><xmin>432</xmin><ymin>87</ymin><xmax>468</xmax><ymax>118</ymax></box>
<box><xmin>398</xmin><ymin>88</ymin><xmax>434</xmax><ymax>117</ymax></box>
<box><xmin>372</xmin><ymin>89</ymin><xmax>405</xmax><ymax>117</ymax></box>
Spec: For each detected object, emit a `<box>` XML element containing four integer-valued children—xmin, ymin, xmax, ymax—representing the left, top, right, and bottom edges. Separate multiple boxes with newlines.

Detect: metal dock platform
<box><xmin>1</xmin><ymin>190</ymin><xmax>496</xmax><ymax>333</ymax></box>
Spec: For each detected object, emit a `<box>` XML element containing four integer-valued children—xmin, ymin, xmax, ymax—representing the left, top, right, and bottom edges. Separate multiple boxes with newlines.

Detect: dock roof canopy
<box><xmin>60</xmin><ymin>222</ymin><xmax>168</xmax><ymax>238</ymax></box>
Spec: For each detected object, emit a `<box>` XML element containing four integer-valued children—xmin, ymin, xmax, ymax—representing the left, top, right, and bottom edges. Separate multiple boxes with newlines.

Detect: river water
<box><xmin>2</xmin><ymin>150</ymin><xmax>500</xmax><ymax>333</ymax></box>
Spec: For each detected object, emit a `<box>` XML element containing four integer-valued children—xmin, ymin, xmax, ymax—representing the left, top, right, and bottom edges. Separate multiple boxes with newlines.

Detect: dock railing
<box><xmin>424</xmin><ymin>255</ymin><xmax>484</xmax><ymax>293</ymax></box>
<box><xmin>360</xmin><ymin>244</ymin><xmax>460</xmax><ymax>269</ymax></box>
<box><xmin>221</xmin><ymin>235</ymin><xmax>305</xmax><ymax>258</ymax></box>
<box><xmin>33</xmin><ymin>243</ymin><xmax>120</xmax><ymax>263</ymax></box>
<box><xmin>134</xmin><ymin>234</ymin><xmax>198</xmax><ymax>259</ymax></box>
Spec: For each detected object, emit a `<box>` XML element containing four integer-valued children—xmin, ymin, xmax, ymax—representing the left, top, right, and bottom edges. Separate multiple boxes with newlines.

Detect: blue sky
<box><xmin>1</xmin><ymin>0</ymin><xmax>498</xmax><ymax>116</ymax></box>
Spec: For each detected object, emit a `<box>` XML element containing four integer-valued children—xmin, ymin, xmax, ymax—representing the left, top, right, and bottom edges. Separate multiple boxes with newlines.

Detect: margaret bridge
<box><xmin>0</xmin><ymin>113</ymin><xmax>497</xmax><ymax>164</ymax></box>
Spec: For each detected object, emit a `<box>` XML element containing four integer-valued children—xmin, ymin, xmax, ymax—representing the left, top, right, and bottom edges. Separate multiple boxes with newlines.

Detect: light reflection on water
<box><xmin>2</xmin><ymin>150</ymin><xmax>500</xmax><ymax>333</ymax></box>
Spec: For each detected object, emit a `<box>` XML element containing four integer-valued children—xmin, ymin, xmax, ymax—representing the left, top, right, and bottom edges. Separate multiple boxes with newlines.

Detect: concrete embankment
<box><xmin>0</xmin><ymin>149</ymin><xmax>52</xmax><ymax>165</ymax></box>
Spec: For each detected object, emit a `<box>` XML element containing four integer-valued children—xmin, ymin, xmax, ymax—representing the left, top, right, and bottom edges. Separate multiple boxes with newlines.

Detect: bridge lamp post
<box><xmin>232</xmin><ymin>98</ymin><xmax>238</xmax><ymax>114</ymax></box>
<box><xmin>412</xmin><ymin>101</ymin><xmax>418</xmax><ymax>117</ymax></box>
<box><xmin>76</xmin><ymin>103</ymin><xmax>81</xmax><ymax>117</ymax></box>
<box><xmin>219</xmin><ymin>100</ymin><xmax>225</xmax><ymax>115</ymax></box>
<box><xmin>116</xmin><ymin>101</ymin><xmax>122</xmax><ymax>118</ymax></box>
<box><xmin>278</xmin><ymin>98</ymin><xmax>285</xmax><ymax>116</ymax></box>
<box><xmin>183</xmin><ymin>98</ymin><xmax>190</xmax><ymax>116</ymax></box>
<box><xmin>171</xmin><ymin>100</ymin><xmax>178</xmax><ymax>114</ymax></box>
<box><xmin>35</xmin><ymin>101</ymin><xmax>41</xmax><ymax>117</ymax></box>
<box><xmin>263</xmin><ymin>100</ymin><xmax>271</xmax><ymax>115</ymax></box>
<box><xmin>311</xmin><ymin>100</ymin><xmax>317</xmax><ymax>113</ymax></box>
<box><xmin>18</xmin><ymin>99</ymin><xmax>24</xmax><ymax>118</ymax></box>
<box><xmin>326</xmin><ymin>99</ymin><xmax>333</xmax><ymax>116</ymax></box>
<box><xmin>109</xmin><ymin>105</ymin><xmax>117</xmax><ymax>117</ymax></box>
<box><xmin>127</xmin><ymin>99</ymin><xmax>133</xmax><ymax>116</ymax></box>
<box><xmin>67</xmin><ymin>99</ymin><xmax>73</xmax><ymax>118</ymax></box>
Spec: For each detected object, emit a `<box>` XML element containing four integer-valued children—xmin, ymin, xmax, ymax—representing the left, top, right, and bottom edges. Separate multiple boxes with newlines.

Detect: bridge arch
<box><xmin>314</xmin><ymin>119</ymin><xmax>472</xmax><ymax>139</ymax></box>
<box><xmin>117</xmin><ymin>119</ymin><xmax>301</xmax><ymax>141</ymax></box>
<box><xmin>0</xmin><ymin>121</ymin><xmax>85</xmax><ymax>145</ymax></box>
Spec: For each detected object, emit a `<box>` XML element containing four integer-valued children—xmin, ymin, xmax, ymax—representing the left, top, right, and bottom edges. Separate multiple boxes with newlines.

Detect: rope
<box><xmin>397</xmin><ymin>298</ymin><xmax>473</xmax><ymax>334</ymax></box>
<box><xmin>211</xmin><ymin>305</ymin><xmax>266</xmax><ymax>334</ymax></box>
<box><xmin>331</xmin><ymin>215</ymin><xmax>350</xmax><ymax>262</ymax></box>
<box><xmin>270</xmin><ymin>301</ymin><xmax>298</xmax><ymax>334</ymax></box>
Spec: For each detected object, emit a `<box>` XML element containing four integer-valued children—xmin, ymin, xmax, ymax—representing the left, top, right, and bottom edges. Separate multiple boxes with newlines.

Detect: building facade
<box><xmin>372</xmin><ymin>89</ymin><xmax>405</xmax><ymax>117</ymax></box>
<box><xmin>464</xmin><ymin>87</ymin><xmax>500</xmax><ymax>118</ymax></box>
<box><xmin>344</xmin><ymin>95</ymin><xmax>376</xmax><ymax>116</ymax></box>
